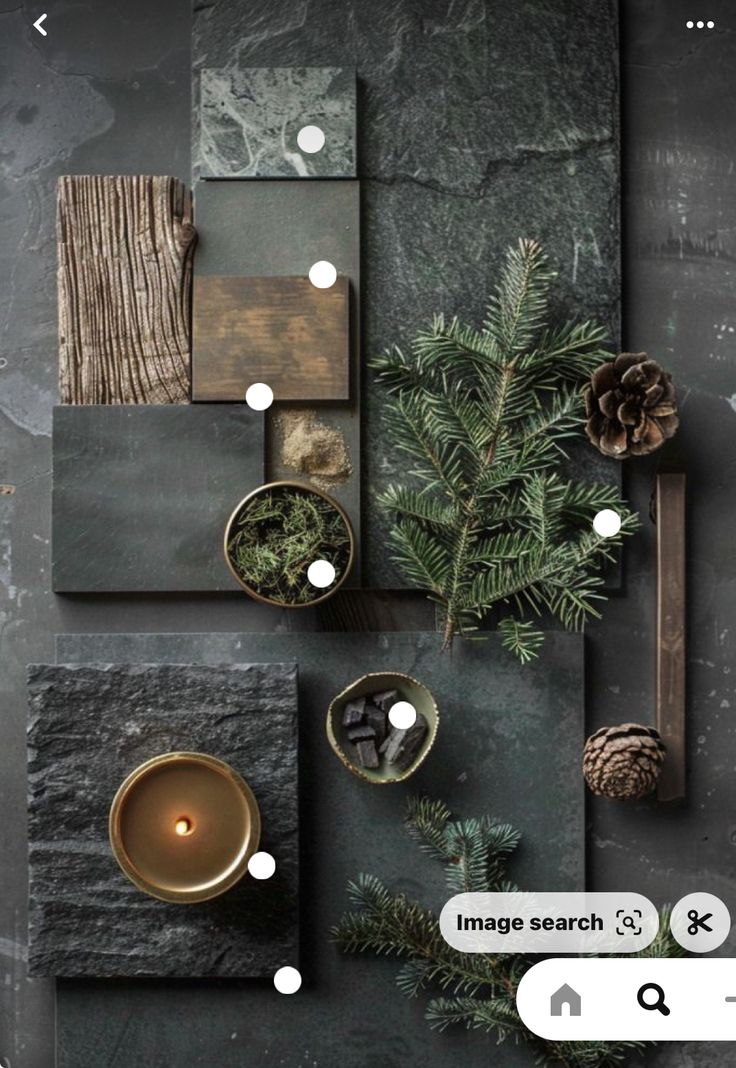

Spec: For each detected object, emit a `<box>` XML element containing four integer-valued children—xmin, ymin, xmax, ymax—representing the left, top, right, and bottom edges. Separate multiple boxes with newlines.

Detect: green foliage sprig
<box><xmin>227</xmin><ymin>485</ymin><xmax>351</xmax><ymax>604</ymax></box>
<box><xmin>333</xmin><ymin>797</ymin><xmax>684</xmax><ymax>1068</ymax></box>
<box><xmin>373</xmin><ymin>240</ymin><xmax>639</xmax><ymax>660</ymax></box>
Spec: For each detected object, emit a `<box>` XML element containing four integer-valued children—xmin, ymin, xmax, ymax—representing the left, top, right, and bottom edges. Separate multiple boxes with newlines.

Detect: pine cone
<box><xmin>583</xmin><ymin>723</ymin><xmax>666</xmax><ymax>800</ymax></box>
<box><xmin>584</xmin><ymin>353</ymin><xmax>679</xmax><ymax>459</ymax></box>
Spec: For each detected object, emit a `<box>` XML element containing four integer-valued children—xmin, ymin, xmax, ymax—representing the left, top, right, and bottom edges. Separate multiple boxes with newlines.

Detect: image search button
<box><xmin>439</xmin><ymin>892</ymin><xmax>659</xmax><ymax>954</ymax></box>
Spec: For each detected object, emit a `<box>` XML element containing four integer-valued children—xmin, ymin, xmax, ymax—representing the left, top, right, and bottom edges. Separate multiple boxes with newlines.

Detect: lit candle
<box><xmin>109</xmin><ymin>752</ymin><xmax>261</xmax><ymax>904</ymax></box>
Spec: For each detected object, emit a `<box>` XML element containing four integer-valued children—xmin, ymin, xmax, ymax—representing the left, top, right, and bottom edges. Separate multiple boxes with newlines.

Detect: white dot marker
<box><xmin>296</xmin><ymin>124</ymin><xmax>325</xmax><ymax>154</ymax></box>
<box><xmin>245</xmin><ymin>383</ymin><xmax>274</xmax><ymax>411</ymax></box>
<box><xmin>388</xmin><ymin>700</ymin><xmax>417</xmax><ymax>730</ymax></box>
<box><xmin>307</xmin><ymin>559</ymin><xmax>336</xmax><ymax>588</ymax></box>
<box><xmin>593</xmin><ymin>508</ymin><xmax>622</xmax><ymax>538</ymax></box>
<box><xmin>707</xmin><ymin>20</ymin><xmax>715</xmax><ymax>28</ymax></box>
<box><xmin>686</xmin><ymin>20</ymin><xmax>694</xmax><ymax>28</ymax></box>
<box><xmin>274</xmin><ymin>966</ymin><xmax>302</xmax><ymax>995</ymax></box>
<box><xmin>697</xmin><ymin>19</ymin><xmax>704</xmax><ymax>28</ymax></box>
<box><xmin>308</xmin><ymin>260</ymin><xmax>337</xmax><ymax>289</ymax></box>
<box><xmin>248</xmin><ymin>851</ymin><xmax>276</xmax><ymax>880</ymax></box>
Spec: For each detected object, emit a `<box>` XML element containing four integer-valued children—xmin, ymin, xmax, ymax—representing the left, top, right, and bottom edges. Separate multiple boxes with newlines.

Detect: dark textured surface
<box><xmin>52</xmin><ymin>405</ymin><xmax>263</xmax><ymax>592</ymax></box>
<box><xmin>56</xmin><ymin>630</ymin><xmax>583</xmax><ymax>1067</ymax></box>
<box><xmin>3</xmin><ymin>2</ymin><xmax>736</xmax><ymax>1066</ymax></box>
<box><xmin>27</xmin><ymin>661</ymin><xmax>299</xmax><ymax>978</ymax></box>
<box><xmin>191</xmin><ymin>0</ymin><xmax>623</xmax><ymax>588</ymax></box>
<box><xmin>193</xmin><ymin>178</ymin><xmax>363</xmax><ymax>580</ymax></box>
<box><xmin>195</xmin><ymin>67</ymin><xmax>356</xmax><ymax>179</ymax></box>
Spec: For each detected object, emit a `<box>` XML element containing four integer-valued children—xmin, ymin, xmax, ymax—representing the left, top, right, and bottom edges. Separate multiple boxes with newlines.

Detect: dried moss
<box><xmin>227</xmin><ymin>484</ymin><xmax>351</xmax><ymax>605</ymax></box>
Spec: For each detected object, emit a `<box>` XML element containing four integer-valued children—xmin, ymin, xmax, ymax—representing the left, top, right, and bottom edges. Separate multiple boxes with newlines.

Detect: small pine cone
<box><xmin>583</xmin><ymin>723</ymin><xmax>666</xmax><ymax>800</ymax></box>
<box><xmin>584</xmin><ymin>353</ymin><xmax>679</xmax><ymax>459</ymax></box>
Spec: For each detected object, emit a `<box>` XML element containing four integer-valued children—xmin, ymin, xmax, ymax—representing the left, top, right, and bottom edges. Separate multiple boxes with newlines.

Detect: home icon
<box><xmin>550</xmin><ymin>983</ymin><xmax>582</xmax><ymax>1017</ymax></box>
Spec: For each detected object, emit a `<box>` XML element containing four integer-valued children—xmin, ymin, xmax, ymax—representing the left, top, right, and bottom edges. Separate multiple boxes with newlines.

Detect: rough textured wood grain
<box><xmin>656</xmin><ymin>473</ymin><xmax>687</xmax><ymax>801</ymax></box>
<box><xmin>58</xmin><ymin>175</ymin><xmax>196</xmax><ymax>404</ymax></box>
<box><xmin>192</xmin><ymin>274</ymin><xmax>350</xmax><ymax>401</ymax></box>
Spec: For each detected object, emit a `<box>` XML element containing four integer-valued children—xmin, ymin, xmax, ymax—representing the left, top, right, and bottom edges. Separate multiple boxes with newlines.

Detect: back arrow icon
<box><xmin>33</xmin><ymin>13</ymin><xmax>48</xmax><ymax>36</ymax></box>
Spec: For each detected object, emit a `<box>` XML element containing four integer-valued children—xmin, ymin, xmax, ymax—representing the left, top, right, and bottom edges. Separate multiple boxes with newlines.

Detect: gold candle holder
<box><xmin>109</xmin><ymin>752</ymin><xmax>261</xmax><ymax>904</ymax></box>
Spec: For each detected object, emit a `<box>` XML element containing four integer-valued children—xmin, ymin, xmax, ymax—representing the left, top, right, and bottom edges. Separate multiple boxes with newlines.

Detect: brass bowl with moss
<box><xmin>224</xmin><ymin>480</ymin><xmax>354</xmax><ymax>607</ymax></box>
<box><xmin>326</xmin><ymin>672</ymin><xmax>439</xmax><ymax>785</ymax></box>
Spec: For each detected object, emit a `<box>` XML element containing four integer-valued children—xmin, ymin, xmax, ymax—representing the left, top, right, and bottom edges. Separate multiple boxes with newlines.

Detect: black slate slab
<box><xmin>193</xmin><ymin>178</ymin><xmax>362</xmax><ymax>582</ymax></box>
<box><xmin>195</xmin><ymin>67</ymin><xmax>357</xmax><ymax>180</ymax></box>
<box><xmin>27</xmin><ymin>661</ymin><xmax>299</xmax><ymax>979</ymax></box>
<box><xmin>52</xmin><ymin>405</ymin><xmax>263</xmax><ymax>592</ymax></box>
<box><xmin>55</xmin><ymin>631</ymin><xmax>583</xmax><ymax>1067</ymax></box>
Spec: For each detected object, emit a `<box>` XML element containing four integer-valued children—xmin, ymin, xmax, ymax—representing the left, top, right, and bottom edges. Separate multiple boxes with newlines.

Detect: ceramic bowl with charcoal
<box><xmin>326</xmin><ymin>672</ymin><xmax>438</xmax><ymax>784</ymax></box>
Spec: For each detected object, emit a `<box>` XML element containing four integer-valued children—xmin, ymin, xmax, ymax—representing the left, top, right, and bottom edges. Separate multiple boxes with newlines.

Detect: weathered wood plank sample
<box><xmin>52</xmin><ymin>405</ymin><xmax>263</xmax><ymax>592</ymax></box>
<box><xmin>194</xmin><ymin>179</ymin><xmax>362</xmax><ymax>580</ymax></box>
<box><xmin>656</xmin><ymin>472</ymin><xmax>687</xmax><ymax>801</ymax></box>
<box><xmin>192</xmin><ymin>274</ymin><xmax>350</xmax><ymax>401</ymax></box>
<box><xmin>57</xmin><ymin>175</ymin><xmax>196</xmax><ymax>405</ymax></box>
<box><xmin>195</xmin><ymin>67</ymin><xmax>356</xmax><ymax>180</ymax></box>
<box><xmin>28</xmin><ymin>662</ymin><xmax>299</xmax><ymax>978</ymax></box>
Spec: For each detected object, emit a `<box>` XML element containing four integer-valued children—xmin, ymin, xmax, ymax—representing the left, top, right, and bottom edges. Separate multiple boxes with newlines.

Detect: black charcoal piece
<box><xmin>341</xmin><ymin>697</ymin><xmax>366</xmax><ymax>728</ymax></box>
<box><xmin>27</xmin><ymin>662</ymin><xmax>299</xmax><ymax>979</ymax></box>
<box><xmin>364</xmin><ymin>704</ymin><xmax>388</xmax><ymax>748</ymax></box>
<box><xmin>347</xmin><ymin>724</ymin><xmax>376</xmax><ymax>743</ymax></box>
<box><xmin>52</xmin><ymin>405</ymin><xmax>264</xmax><ymax>592</ymax></box>
<box><xmin>378</xmin><ymin>725</ymin><xmax>406</xmax><ymax>764</ymax></box>
<box><xmin>372</xmin><ymin>689</ymin><xmax>399</xmax><ymax>712</ymax></box>
<box><xmin>355</xmin><ymin>739</ymin><xmax>379</xmax><ymax>769</ymax></box>
<box><xmin>393</xmin><ymin>715</ymin><xmax>429</xmax><ymax>770</ymax></box>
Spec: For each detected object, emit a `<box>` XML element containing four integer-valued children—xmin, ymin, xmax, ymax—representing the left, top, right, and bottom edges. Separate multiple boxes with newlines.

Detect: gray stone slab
<box><xmin>193</xmin><ymin>179</ymin><xmax>362</xmax><ymax>581</ymax></box>
<box><xmin>195</xmin><ymin>67</ymin><xmax>356</xmax><ymax>180</ymax></box>
<box><xmin>52</xmin><ymin>405</ymin><xmax>263</xmax><ymax>592</ymax></box>
<box><xmin>190</xmin><ymin>0</ymin><xmax>622</xmax><ymax>591</ymax></box>
<box><xmin>55</xmin><ymin>630</ymin><xmax>583</xmax><ymax>1067</ymax></box>
<box><xmin>27</xmin><ymin>661</ymin><xmax>299</xmax><ymax>978</ymax></box>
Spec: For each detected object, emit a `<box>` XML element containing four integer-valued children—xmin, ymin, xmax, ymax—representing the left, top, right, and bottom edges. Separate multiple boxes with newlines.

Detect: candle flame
<box><xmin>174</xmin><ymin>817</ymin><xmax>193</xmax><ymax>837</ymax></box>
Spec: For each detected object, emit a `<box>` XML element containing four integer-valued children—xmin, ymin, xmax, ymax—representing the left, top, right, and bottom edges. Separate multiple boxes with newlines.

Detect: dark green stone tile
<box><xmin>196</xmin><ymin>67</ymin><xmax>357</xmax><ymax>179</ymax></box>
<box><xmin>52</xmin><ymin>405</ymin><xmax>263</xmax><ymax>592</ymax></box>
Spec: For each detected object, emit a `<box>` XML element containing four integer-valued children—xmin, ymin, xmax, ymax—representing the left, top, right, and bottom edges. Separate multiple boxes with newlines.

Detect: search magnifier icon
<box><xmin>637</xmin><ymin>983</ymin><xmax>671</xmax><ymax>1016</ymax></box>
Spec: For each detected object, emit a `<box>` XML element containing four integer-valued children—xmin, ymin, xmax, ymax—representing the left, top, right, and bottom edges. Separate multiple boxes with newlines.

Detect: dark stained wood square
<box><xmin>192</xmin><ymin>275</ymin><xmax>350</xmax><ymax>402</ymax></box>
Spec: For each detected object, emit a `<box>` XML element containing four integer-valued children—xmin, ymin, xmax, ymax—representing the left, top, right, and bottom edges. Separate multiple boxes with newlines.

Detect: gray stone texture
<box><xmin>55</xmin><ymin>630</ymin><xmax>583</xmax><ymax>1067</ymax></box>
<box><xmin>194</xmin><ymin>178</ymin><xmax>362</xmax><ymax>580</ymax></box>
<box><xmin>191</xmin><ymin>0</ymin><xmax>622</xmax><ymax>589</ymax></box>
<box><xmin>27</xmin><ymin>661</ymin><xmax>299</xmax><ymax>978</ymax></box>
<box><xmin>52</xmin><ymin>404</ymin><xmax>263</xmax><ymax>592</ymax></box>
<box><xmin>196</xmin><ymin>67</ymin><xmax>357</xmax><ymax>179</ymax></box>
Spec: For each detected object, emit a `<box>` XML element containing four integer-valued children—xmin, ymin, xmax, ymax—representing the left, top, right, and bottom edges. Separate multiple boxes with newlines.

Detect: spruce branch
<box><xmin>334</xmin><ymin>798</ymin><xmax>682</xmax><ymax>1068</ymax></box>
<box><xmin>373</xmin><ymin>239</ymin><xmax>640</xmax><ymax>658</ymax></box>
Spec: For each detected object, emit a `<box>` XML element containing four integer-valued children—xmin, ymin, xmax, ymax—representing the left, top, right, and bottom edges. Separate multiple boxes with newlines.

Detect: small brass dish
<box><xmin>109</xmin><ymin>752</ymin><xmax>261</xmax><ymax>904</ymax></box>
<box><xmin>326</xmin><ymin>672</ymin><xmax>439</xmax><ymax>785</ymax></box>
<box><xmin>223</xmin><ymin>480</ymin><xmax>355</xmax><ymax>607</ymax></box>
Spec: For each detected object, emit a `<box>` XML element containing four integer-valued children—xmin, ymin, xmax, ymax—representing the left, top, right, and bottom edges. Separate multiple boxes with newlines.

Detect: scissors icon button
<box><xmin>687</xmin><ymin>909</ymin><xmax>713</xmax><ymax>936</ymax></box>
<box><xmin>671</xmin><ymin>893</ymin><xmax>731</xmax><ymax>952</ymax></box>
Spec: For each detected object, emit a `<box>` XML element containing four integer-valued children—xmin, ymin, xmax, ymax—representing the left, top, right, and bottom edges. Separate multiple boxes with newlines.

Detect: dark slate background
<box><xmin>1</xmin><ymin>0</ymin><xmax>736</xmax><ymax>1065</ymax></box>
